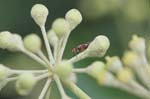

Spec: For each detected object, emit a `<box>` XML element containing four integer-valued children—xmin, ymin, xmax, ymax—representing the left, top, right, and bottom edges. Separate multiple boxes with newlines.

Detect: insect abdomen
<box><xmin>72</xmin><ymin>43</ymin><xmax>89</xmax><ymax>54</ymax></box>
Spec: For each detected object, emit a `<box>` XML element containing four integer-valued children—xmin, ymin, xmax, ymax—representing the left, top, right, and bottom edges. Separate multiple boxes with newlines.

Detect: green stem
<box><xmin>40</xmin><ymin>26</ymin><xmax>55</xmax><ymax>65</ymax></box>
<box><xmin>64</xmin><ymin>81</ymin><xmax>91</xmax><ymax>99</ymax></box>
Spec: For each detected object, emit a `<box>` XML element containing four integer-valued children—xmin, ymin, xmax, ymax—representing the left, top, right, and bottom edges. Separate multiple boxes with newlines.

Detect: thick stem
<box><xmin>109</xmin><ymin>79</ymin><xmax>150</xmax><ymax>99</ymax></box>
<box><xmin>135</xmin><ymin>67</ymin><xmax>150</xmax><ymax>89</ymax></box>
<box><xmin>54</xmin><ymin>75</ymin><xmax>69</xmax><ymax>99</ymax></box>
<box><xmin>21</xmin><ymin>49</ymin><xmax>47</xmax><ymax>68</ymax></box>
<box><xmin>56</xmin><ymin>38</ymin><xmax>63</xmax><ymax>63</ymax></box>
<box><xmin>38</xmin><ymin>79</ymin><xmax>52</xmax><ymax>99</ymax></box>
<box><xmin>36</xmin><ymin>73</ymin><xmax>50</xmax><ymax>81</ymax></box>
<box><xmin>37</xmin><ymin>51</ymin><xmax>49</xmax><ymax>63</ymax></box>
<box><xmin>64</xmin><ymin>80</ymin><xmax>91</xmax><ymax>99</ymax></box>
<box><xmin>40</xmin><ymin>26</ymin><xmax>55</xmax><ymax>65</ymax></box>
<box><xmin>68</xmin><ymin>51</ymin><xmax>88</xmax><ymax>63</ymax></box>
<box><xmin>37</xmin><ymin>50</ymin><xmax>53</xmax><ymax>70</ymax></box>
<box><xmin>59</xmin><ymin>32</ymin><xmax>70</xmax><ymax>61</ymax></box>
<box><xmin>45</xmin><ymin>83</ymin><xmax>53</xmax><ymax>99</ymax></box>
<box><xmin>54</xmin><ymin>41</ymin><xmax>58</xmax><ymax>62</ymax></box>
<box><xmin>140</xmin><ymin>54</ymin><xmax>150</xmax><ymax>89</ymax></box>
<box><xmin>11</xmin><ymin>69</ymin><xmax>48</xmax><ymax>74</ymax></box>
<box><xmin>129</xmin><ymin>80</ymin><xmax>150</xmax><ymax>97</ymax></box>
<box><xmin>59</xmin><ymin>25</ymin><xmax>77</xmax><ymax>60</ymax></box>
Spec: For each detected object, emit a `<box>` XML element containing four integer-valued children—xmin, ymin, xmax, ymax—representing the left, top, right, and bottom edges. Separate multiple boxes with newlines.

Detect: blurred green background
<box><xmin>0</xmin><ymin>0</ymin><xmax>149</xmax><ymax>99</ymax></box>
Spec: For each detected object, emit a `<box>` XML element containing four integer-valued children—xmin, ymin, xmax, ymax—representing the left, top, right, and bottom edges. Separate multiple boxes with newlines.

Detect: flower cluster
<box><xmin>91</xmin><ymin>35</ymin><xmax>150</xmax><ymax>99</ymax></box>
<box><xmin>0</xmin><ymin>4</ymin><xmax>110</xmax><ymax>99</ymax></box>
<box><xmin>1</xmin><ymin>3</ymin><xmax>148</xmax><ymax>99</ymax></box>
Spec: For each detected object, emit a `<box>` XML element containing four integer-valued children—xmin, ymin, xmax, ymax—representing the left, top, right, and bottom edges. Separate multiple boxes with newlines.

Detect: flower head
<box><xmin>0</xmin><ymin>4</ymin><xmax>110</xmax><ymax>99</ymax></box>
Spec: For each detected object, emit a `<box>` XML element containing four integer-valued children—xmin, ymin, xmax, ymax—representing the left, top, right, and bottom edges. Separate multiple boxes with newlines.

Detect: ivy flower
<box><xmin>0</xmin><ymin>4</ymin><xmax>110</xmax><ymax>99</ymax></box>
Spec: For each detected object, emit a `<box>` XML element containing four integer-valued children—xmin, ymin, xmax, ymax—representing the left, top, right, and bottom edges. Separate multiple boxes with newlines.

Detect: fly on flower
<box><xmin>72</xmin><ymin>42</ymin><xmax>90</xmax><ymax>54</ymax></box>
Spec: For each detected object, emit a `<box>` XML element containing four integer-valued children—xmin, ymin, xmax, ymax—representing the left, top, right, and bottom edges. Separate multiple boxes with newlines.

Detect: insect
<box><xmin>72</xmin><ymin>42</ymin><xmax>90</xmax><ymax>54</ymax></box>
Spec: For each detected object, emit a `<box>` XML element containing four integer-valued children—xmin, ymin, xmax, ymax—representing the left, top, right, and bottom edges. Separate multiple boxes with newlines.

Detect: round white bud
<box><xmin>65</xmin><ymin>9</ymin><xmax>82</xmax><ymax>30</ymax></box>
<box><xmin>31</xmin><ymin>4</ymin><xmax>49</xmax><ymax>26</ymax></box>
<box><xmin>9</xmin><ymin>34</ymin><xmax>24</xmax><ymax>51</ymax></box>
<box><xmin>54</xmin><ymin>60</ymin><xmax>73</xmax><ymax>79</ymax></box>
<box><xmin>0</xmin><ymin>31</ymin><xmax>24</xmax><ymax>51</ymax></box>
<box><xmin>106</xmin><ymin>56</ymin><xmax>123</xmax><ymax>73</ymax></box>
<box><xmin>117</xmin><ymin>68</ymin><xmax>133</xmax><ymax>84</ymax></box>
<box><xmin>47</xmin><ymin>29</ymin><xmax>58</xmax><ymax>46</ymax></box>
<box><xmin>52</xmin><ymin>18</ymin><xmax>70</xmax><ymax>38</ymax></box>
<box><xmin>87</xmin><ymin>61</ymin><xmax>105</xmax><ymax>79</ymax></box>
<box><xmin>86</xmin><ymin>35</ymin><xmax>110</xmax><ymax>57</ymax></box>
<box><xmin>23</xmin><ymin>34</ymin><xmax>42</xmax><ymax>53</ymax></box>
<box><xmin>0</xmin><ymin>31</ymin><xmax>12</xmax><ymax>49</ymax></box>
<box><xmin>129</xmin><ymin>35</ymin><xmax>145</xmax><ymax>55</ymax></box>
<box><xmin>97</xmin><ymin>71</ymin><xmax>115</xmax><ymax>85</ymax></box>
<box><xmin>16</xmin><ymin>73</ymin><xmax>37</xmax><ymax>96</ymax></box>
<box><xmin>122</xmin><ymin>51</ymin><xmax>142</xmax><ymax>68</ymax></box>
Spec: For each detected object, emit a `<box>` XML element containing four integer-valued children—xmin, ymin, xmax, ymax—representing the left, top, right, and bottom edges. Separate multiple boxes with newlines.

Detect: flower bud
<box><xmin>0</xmin><ymin>31</ymin><xmax>12</xmax><ymax>49</ymax></box>
<box><xmin>16</xmin><ymin>73</ymin><xmax>37</xmax><ymax>96</ymax></box>
<box><xmin>117</xmin><ymin>68</ymin><xmax>133</xmax><ymax>83</ymax></box>
<box><xmin>87</xmin><ymin>61</ymin><xmax>105</xmax><ymax>79</ymax></box>
<box><xmin>122</xmin><ymin>51</ymin><xmax>142</xmax><ymax>68</ymax></box>
<box><xmin>106</xmin><ymin>56</ymin><xmax>123</xmax><ymax>73</ymax></box>
<box><xmin>54</xmin><ymin>61</ymin><xmax>73</xmax><ymax>79</ymax></box>
<box><xmin>129</xmin><ymin>35</ymin><xmax>145</xmax><ymax>55</ymax></box>
<box><xmin>0</xmin><ymin>64</ymin><xmax>10</xmax><ymax>80</ymax></box>
<box><xmin>97</xmin><ymin>71</ymin><xmax>115</xmax><ymax>85</ymax></box>
<box><xmin>31</xmin><ymin>4</ymin><xmax>49</xmax><ymax>26</ymax></box>
<box><xmin>86</xmin><ymin>35</ymin><xmax>110</xmax><ymax>57</ymax></box>
<box><xmin>0</xmin><ymin>31</ymin><xmax>24</xmax><ymax>51</ymax></box>
<box><xmin>52</xmin><ymin>18</ymin><xmax>70</xmax><ymax>38</ymax></box>
<box><xmin>9</xmin><ymin>34</ymin><xmax>24</xmax><ymax>51</ymax></box>
<box><xmin>47</xmin><ymin>29</ymin><xmax>58</xmax><ymax>46</ymax></box>
<box><xmin>23</xmin><ymin>34</ymin><xmax>42</xmax><ymax>53</ymax></box>
<box><xmin>65</xmin><ymin>9</ymin><xmax>82</xmax><ymax>30</ymax></box>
